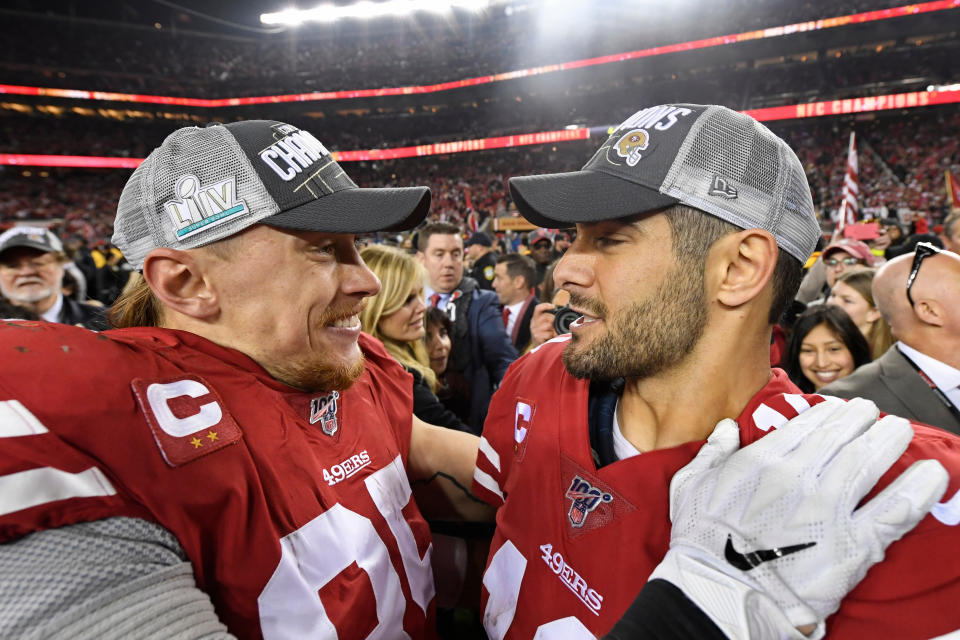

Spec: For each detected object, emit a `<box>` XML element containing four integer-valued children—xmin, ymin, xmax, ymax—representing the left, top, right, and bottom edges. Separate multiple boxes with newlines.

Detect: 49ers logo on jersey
<box><xmin>132</xmin><ymin>375</ymin><xmax>241</xmax><ymax>467</ymax></box>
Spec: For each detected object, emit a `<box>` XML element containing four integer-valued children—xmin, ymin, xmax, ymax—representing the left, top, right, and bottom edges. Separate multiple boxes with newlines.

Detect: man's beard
<box><xmin>270</xmin><ymin>353</ymin><xmax>366</xmax><ymax>394</ymax></box>
<box><xmin>0</xmin><ymin>279</ymin><xmax>57</xmax><ymax>306</ymax></box>
<box><xmin>266</xmin><ymin>301</ymin><xmax>367</xmax><ymax>393</ymax></box>
<box><xmin>561</xmin><ymin>258</ymin><xmax>708</xmax><ymax>381</ymax></box>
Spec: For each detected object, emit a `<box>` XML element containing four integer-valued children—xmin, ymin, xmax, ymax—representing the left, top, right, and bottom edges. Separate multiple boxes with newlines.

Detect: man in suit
<box><xmin>0</xmin><ymin>227</ymin><xmax>107</xmax><ymax>330</ymax></box>
<box><xmin>418</xmin><ymin>222</ymin><xmax>517</xmax><ymax>431</ymax></box>
<box><xmin>492</xmin><ymin>253</ymin><xmax>539</xmax><ymax>353</ymax></box>
<box><xmin>821</xmin><ymin>244</ymin><xmax>960</xmax><ymax>434</ymax></box>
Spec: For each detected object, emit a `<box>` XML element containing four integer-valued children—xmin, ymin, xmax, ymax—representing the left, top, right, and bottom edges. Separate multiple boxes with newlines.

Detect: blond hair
<box><xmin>108</xmin><ymin>273</ymin><xmax>164</xmax><ymax>328</ymax></box>
<box><xmin>359</xmin><ymin>244</ymin><xmax>437</xmax><ymax>390</ymax></box>
<box><xmin>834</xmin><ymin>268</ymin><xmax>895</xmax><ymax>359</ymax></box>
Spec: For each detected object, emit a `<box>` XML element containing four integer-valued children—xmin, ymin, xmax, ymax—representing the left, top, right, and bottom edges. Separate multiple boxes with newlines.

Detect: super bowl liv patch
<box><xmin>165</xmin><ymin>174</ymin><xmax>250</xmax><ymax>240</ymax></box>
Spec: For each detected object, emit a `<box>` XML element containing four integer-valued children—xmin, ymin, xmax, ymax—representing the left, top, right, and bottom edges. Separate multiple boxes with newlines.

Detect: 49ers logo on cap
<box><xmin>615</xmin><ymin>129</ymin><xmax>649</xmax><ymax>167</ymax></box>
<box><xmin>132</xmin><ymin>375</ymin><xmax>241</xmax><ymax>467</ymax></box>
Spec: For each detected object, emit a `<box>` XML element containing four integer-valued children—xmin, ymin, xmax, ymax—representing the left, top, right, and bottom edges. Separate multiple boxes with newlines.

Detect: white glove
<box><xmin>650</xmin><ymin>397</ymin><xmax>948</xmax><ymax>639</ymax></box>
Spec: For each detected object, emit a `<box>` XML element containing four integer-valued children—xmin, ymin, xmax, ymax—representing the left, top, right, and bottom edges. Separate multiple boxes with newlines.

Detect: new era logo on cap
<box><xmin>113</xmin><ymin>120</ymin><xmax>431</xmax><ymax>271</ymax></box>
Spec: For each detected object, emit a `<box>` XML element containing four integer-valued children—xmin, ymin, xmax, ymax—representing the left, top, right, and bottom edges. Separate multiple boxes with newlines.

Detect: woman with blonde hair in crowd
<box><xmin>359</xmin><ymin>244</ymin><xmax>469</xmax><ymax>432</ymax></box>
<box><xmin>827</xmin><ymin>267</ymin><xmax>895</xmax><ymax>359</ymax></box>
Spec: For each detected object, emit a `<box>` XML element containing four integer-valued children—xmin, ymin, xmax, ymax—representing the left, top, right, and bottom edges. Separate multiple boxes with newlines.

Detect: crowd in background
<box><xmin>0</xmin><ymin>0</ymin><xmax>921</xmax><ymax>98</ymax></box>
<box><xmin>3</xmin><ymin>108</ymin><xmax>959</xmax><ymax>250</ymax></box>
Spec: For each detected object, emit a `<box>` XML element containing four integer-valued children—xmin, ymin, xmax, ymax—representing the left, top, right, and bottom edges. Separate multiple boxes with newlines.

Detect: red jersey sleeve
<box><xmin>0</xmin><ymin>322</ymin><xmax>151</xmax><ymax>541</ymax></box>
<box><xmin>738</xmin><ymin>371</ymin><xmax>960</xmax><ymax>638</ymax></box>
<box><xmin>473</xmin><ymin>337</ymin><xmax>570</xmax><ymax>507</ymax></box>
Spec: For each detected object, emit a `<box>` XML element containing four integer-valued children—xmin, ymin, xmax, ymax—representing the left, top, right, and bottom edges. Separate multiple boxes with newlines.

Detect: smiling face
<box><xmin>419</xmin><ymin>233</ymin><xmax>464</xmax><ymax>294</ymax></box>
<box><xmin>553</xmin><ymin>213</ymin><xmax>708</xmax><ymax>381</ymax></box>
<box><xmin>378</xmin><ymin>286</ymin><xmax>426</xmax><ymax>343</ymax></box>
<box><xmin>197</xmin><ymin>226</ymin><xmax>380</xmax><ymax>392</ymax></box>
<box><xmin>798</xmin><ymin>322</ymin><xmax>856</xmax><ymax>389</ymax></box>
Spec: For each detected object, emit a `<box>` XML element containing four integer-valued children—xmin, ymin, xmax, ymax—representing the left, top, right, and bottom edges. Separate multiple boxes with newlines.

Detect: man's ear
<box><xmin>142</xmin><ymin>249</ymin><xmax>219</xmax><ymax>320</ymax></box>
<box><xmin>711</xmin><ymin>229</ymin><xmax>779</xmax><ymax>310</ymax></box>
<box><xmin>912</xmin><ymin>298</ymin><xmax>946</xmax><ymax>328</ymax></box>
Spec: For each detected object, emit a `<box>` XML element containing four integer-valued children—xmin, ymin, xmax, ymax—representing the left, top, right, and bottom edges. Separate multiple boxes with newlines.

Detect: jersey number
<box><xmin>257</xmin><ymin>455</ymin><xmax>434</xmax><ymax>639</ymax></box>
<box><xmin>482</xmin><ymin>540</ymin><xmax>594</xmax><ymax>640</ymax></box>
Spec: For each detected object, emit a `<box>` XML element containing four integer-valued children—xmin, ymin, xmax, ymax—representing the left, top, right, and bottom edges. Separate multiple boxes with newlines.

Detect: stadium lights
<box><xmin>261</xmin><ymin>0</ymin><xmax>491</xmax><ymax>25</ymax></box>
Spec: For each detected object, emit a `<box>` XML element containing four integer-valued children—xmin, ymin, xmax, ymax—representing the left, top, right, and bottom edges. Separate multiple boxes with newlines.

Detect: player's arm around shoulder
<box><xmin>408</xmin><ymin>416</ymin><xmax>495</xmax><ymax>522</ymax></box>
<box><xmin>829</xmin><ymin>420</ymin><xmax>960</xmax><ymax>638</ymax></box>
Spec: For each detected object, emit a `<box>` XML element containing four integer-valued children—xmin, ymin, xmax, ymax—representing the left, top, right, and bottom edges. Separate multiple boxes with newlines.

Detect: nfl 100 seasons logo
<box><xmin>310</xmin><ymin>391</ymin><xmax>340</xmax><ymax>436</ymax></box>
<box><xmin>565</xmin><ymin>475</ymin><xmax>613</xmax><ymax>528</ymax></box>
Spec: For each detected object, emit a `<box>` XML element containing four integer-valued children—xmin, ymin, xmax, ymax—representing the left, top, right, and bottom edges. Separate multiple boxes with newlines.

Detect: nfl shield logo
<box><xmin>565</xmin><ymin>476</ymin><xmax>613</xmax><ymax>528</ymax></box>
<box><xmin>310</xmin><ymin>391</ymin><xmax>340</xmax><ymax>436</ymax></box>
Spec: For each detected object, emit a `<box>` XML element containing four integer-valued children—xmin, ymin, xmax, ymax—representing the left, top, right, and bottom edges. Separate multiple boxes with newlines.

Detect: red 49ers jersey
<box><xmin>0</xmin><ymin>321</ymin><xmax>435</xmax><ymax>639</ymax></box>
<box><xmin>473</xmin><ymin>336</ymin><xmax>960</xmax><ymax>639</ymax></box>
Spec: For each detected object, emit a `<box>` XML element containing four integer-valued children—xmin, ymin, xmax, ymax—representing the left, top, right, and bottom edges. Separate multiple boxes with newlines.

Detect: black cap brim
<box><xmin>0</xmin><ymin>239</ymin><xmax>58</xmax><ymax>256</ymax></box>
<box><xmin>509</xmin><ymin>170</ymin><xmax>677</xmax><ymax>228</ymax></box>
<box><xmin>264</xmin><ymin>186</ymin><xmax>431</xmax><ymax>234</ymax></box>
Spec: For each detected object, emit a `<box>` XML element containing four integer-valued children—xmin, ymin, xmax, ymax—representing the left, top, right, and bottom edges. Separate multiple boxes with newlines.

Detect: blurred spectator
<box><xmin>821</xmin><ymin>244</ymin><xmax>960</xmax><ymax>433</ymax></box>
<box><xmin>424</xmin><ymin>306</ymin><xmax>470</xmax><ymax>424</ymax></box>
<box><xmin>823</xmin><ymin>239</ymin><xmax>876</xmax><ymax>287</ymax></box>
<box><xmin>0</xmin><ymin>227</ymin><xmax>107</xmax><ymax>330</ymax></box>
<box><xmin>827</xmin><ymin>268</ymin><xmax>895</xmax><ymax>360</ymax></box>
<box><xmin>942</xmin><ymin>214</ymin><xmax>960</xmax><ymax>254</ymax></box>
<box><xmin>783</xmin><ymin>304</ymin><xmax>872</xmax><ymax>393</ymax></box>
<box><xmin>90</xmin><ymin>243</ymin><xmax>134</xmax><ymax>305</ymax></box>
<box><xmin>492</xmin><ymin>253</ymin><xmax>538</xmax><ymax>354</ymax></box>
<box><xmin>417</xmin><ymin>222</ymin><xmax>517</xmax><ymax>431</ymax></box>
<box><xmin>359</xmin><ymin>244</ymin><xmax>469</xmax><ymax>432</ymax></box>
<box><xmin>526</xmin><ymin>228</ymin><xmax>558</xmax><ymax>290</ymax></box>
<box><xmin>870</xmin><ymin>217</ymin><xmax>907</xmax><ymax>259</ymax></box>
<box><xmin>464</xmin><ymin>232</ymin><xmax>497</xmax><ymax>291</ymax></box>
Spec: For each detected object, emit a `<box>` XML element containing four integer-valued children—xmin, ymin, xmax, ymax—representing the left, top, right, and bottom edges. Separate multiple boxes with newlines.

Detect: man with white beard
<box><xmin>0</xmin><ymin>226</ymin><xmax>107</xmax><ymax>329</ymax></box>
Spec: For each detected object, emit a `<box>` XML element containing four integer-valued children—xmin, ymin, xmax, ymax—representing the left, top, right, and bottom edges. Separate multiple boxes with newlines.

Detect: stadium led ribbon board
<box><xmin>0</xmin><ymin>0</ymin><xmax>956</xmax><ymax>107</ymax></box>
<box><xmin>3</xmin><ymin>88</ymin><xmax>960</xmax><ymax>169</ymax></box>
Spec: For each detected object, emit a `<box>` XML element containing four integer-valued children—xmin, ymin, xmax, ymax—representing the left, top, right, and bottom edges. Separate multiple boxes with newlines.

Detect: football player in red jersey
<box><xmin>474</xmin><ymin>104</ymin><xmax>960</xmax><ymax>639</ymax></box>
<box><xmin>0</xmin><ymin>120</ymin><xmax>484</xmax><ymax>639</ymax></box>
<box><xmin>0</xmin><ymin>118</ymin><xmax>947</xmax><ymax>640</ymax></box>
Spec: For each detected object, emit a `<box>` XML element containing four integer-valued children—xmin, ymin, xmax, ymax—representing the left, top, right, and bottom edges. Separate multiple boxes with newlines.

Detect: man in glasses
<box><xmin>0</xmin><ymin>226</ymin><xmax>107</xmax><ymax>330</ymax></box>
<box><xmin>821</xmin><ymin>238</ymin><xmax>875</xmax><ymax>290</ymax></box>
<box><xmin>821</xmin><ymin>242</ymin><xmax>960</xmax><ymax>434</ymax></box>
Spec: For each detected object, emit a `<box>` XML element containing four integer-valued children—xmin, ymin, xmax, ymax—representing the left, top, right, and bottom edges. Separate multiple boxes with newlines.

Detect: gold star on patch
<box><xmin>190</xmin><ymin>437</ymin><xmax>203</xmax><ymax>449</ymax></box>
<box><xmin>206</xmin><ymin>431</ymin><xmax>218</xmax><ymax>442</ymax></box>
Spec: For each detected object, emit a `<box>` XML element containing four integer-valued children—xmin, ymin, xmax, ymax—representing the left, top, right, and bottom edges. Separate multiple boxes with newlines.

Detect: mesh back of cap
<box><xmin>661</xmin><ymin>106</ymin><xmax>818</xmax><ymax>262</ymax></box>
<box><xmin>113</xmin><ymin>125</ymin><xmax>278</xmax><ymax>270</ymax></box>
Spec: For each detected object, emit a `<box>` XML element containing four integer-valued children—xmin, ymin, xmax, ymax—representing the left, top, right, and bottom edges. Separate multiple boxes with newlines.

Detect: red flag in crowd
<box><xmin>466</xmin><ymin>209</ymin><xmax>479</xmax><ymax>232</ymax></box>
<box><xmin>838</xmin><ymin>131</ymin><xmax>859</xmax><ymax>231</ymax></box>
<box><xmin>946</xmin><ymin>170</ymin><xmax>960</xmax><ymax>213</ymax></box>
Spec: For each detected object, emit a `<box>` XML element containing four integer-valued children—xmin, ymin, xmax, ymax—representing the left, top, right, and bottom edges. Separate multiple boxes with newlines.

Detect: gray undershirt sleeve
<box><xmin>0</xmin><ymin>517</ymin><xmax>235</xmax><ymax>640</ymax></box>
